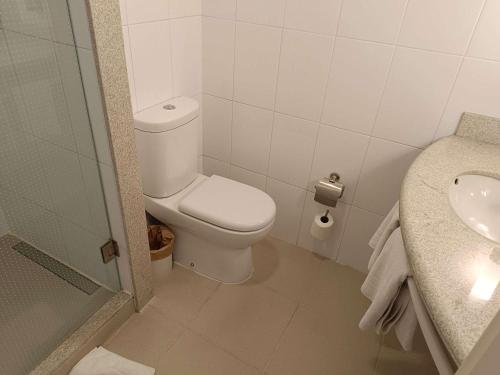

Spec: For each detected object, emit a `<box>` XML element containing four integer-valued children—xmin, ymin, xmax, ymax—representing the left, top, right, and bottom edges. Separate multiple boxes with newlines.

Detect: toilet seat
<box><xmin>178</xmin><ymin>175</ymin><xmax>275</xmax><ymax>232</ymax></box>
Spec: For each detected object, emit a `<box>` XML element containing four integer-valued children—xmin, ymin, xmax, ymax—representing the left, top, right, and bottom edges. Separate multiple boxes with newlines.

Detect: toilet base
<box><xmin>170</xmin><ymin>225</ymin><xmax>254</xmax><ymax>284</ymax></box>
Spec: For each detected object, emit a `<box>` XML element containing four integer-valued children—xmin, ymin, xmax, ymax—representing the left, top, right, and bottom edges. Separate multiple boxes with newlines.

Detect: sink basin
<box><xmin>449</xmin><ymin>174</ymin><xmax>500</xmax><ymax>243</ymax></box>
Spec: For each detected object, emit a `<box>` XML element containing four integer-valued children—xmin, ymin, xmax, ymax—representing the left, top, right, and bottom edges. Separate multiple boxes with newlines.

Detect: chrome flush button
<box><xmin>163</xmin><ymin>104</ymin><xmax>176</xmax><ymax>110</ymax></box>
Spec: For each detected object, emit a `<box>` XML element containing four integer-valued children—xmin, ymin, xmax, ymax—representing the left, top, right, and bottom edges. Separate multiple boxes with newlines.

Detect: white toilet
<box><xmin>134</xmin><ymin>96</ymin><xmax>276</xmax><ymax>283</ymax></box>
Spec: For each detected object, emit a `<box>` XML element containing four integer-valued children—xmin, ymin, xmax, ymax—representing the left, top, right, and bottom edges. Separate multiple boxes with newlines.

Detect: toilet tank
<box><xmin>134</xmin><ymin>96</ymin><xmax>200</xmax><ymax>198</ymax></box>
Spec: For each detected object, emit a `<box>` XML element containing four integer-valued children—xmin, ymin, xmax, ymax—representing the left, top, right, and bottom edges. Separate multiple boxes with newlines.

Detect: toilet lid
<box><xmin>178</xmin><ymin>175</ymin><xmax>276</xmax><ymax>232</ymax></box>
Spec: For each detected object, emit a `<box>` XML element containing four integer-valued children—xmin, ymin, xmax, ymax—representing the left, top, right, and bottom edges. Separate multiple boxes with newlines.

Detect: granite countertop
<box><xmin>400</xmin><ymin>115</ymin><xmax>500</xmax><ymax>365</ymax></box>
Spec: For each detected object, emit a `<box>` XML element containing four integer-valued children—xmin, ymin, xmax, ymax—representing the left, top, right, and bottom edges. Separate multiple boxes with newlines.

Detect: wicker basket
<box><xmin>148</xmin><ymin>225</ymin><xmax>175</xmax><ymax>261</ymax></box>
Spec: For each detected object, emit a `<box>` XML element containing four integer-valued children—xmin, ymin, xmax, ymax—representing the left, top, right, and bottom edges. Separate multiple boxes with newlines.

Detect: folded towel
<box><xmin>368</xmin><ymin>201</ymin><xmax>400</xmax><ymax>270</ymax></box>
<box><xmin>359</xmin><ymin>202</ymin><xmax>418</xmax><ymax>351</ymax></box>
<box><xmin>70</xmin><ymin>347</ymin><xmax>155</xmax><ymax>375</ymax></box>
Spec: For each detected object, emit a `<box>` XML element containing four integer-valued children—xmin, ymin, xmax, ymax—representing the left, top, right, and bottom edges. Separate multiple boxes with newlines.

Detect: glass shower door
<box><xmin>0</xmin><ymin>1</ymin><xmax>120</xmax><ymax>373</ymax></box>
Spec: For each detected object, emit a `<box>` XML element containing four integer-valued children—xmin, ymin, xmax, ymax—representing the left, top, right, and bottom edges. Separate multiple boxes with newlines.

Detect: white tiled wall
<box><xmin>119</xmin><ymin>0</ymin><xmax>203</xmax><ymax>169</ymax></box>
<box><xmin>119</xmin><ymin>0</ymin><xmax>202</xmax><ymax>113</ymax></box>
<box><xmin>201</xmin><ymin>0</ymin><xmax>500</xmax><ymax>272</ymax></box>
<box><xmin>0</xmin><ymin>0</ymin><xmax>121</xmax><ymax>290</ymax></box>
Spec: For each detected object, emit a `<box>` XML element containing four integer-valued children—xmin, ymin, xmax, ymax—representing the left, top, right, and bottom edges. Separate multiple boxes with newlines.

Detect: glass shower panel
<box><xmin>0</xmin><ymin>1</ymin><xmax>120</xmax><ymax>373</ymax></box>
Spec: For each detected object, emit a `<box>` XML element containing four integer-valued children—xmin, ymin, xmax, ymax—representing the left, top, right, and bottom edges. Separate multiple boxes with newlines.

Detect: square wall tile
<box><xmin>202</xmin><ymin>17</ymin><xmax>235</xmax><ymax>99</ymax></box>
<box><xmin>284</xmin><ymin>0</ymin><xmax>342</xmax><ymax>35</ymax></box>
<box><xmin>126</xmin><ymin>0</ymin><xmax>169</xmax><ymax>24</ymax></box>
<box><xmin>231</xmin><ymin>103</ymin><xmax>273</xmax><ymax>174</ymax></box>
<box><xmin>338</xmin><ymin>0</ymin><xmax>407</xmax><ymax>43</ymax></box>
<box><xmin>38</xmin><ymin>141</ymin><xmax>93</xmax><ymax>231</ymax></box>
<box><xmin>268</xmin><ymin>113</ymin><xmax>318</xmax><ymax>188</ymax></box>
<box><xmin>309</xmin><ymin>125</ymin><xmax>370</xmax><ymax>203</ymax></box>
<box><xmin>435</xmin><ymin>58</ymin><xmax>500</xmax><ymax>139</ymax></box>
<box><xmin>203</xmin><ymin>0</ymin><xmax>236</xmax><ymax>19</ymax></box>
<box><xmin>236</xmin><ymin>0</ymin><xmax>286</xmax><ymax>27</ymax></box>
<box><xmin>322</xmin><ymin>38</ymin><xmax>394</xmax><ymax>135</ymax></box>
<box><xmin>337</xmin><ymin>206</ymin><xmax>383</xmax><ymax>273</ymax></box>
<box><xmin>170</xmin><ymin>0</ymin><xmax>202</xmax><ymax>18</ymax></box>
<box><xmin>398</xmin><ymin>0</ymin><xmax>484</xmax><ymax>54</ymax></box>
<box><xmin>99</xmin><ymin>162</ymin><xmax>133</xmax><ymax>293</ymax></box>
<box><xmin>468</xmin><ymin>0</ymin><xmax>500</xmax><ymax>61</ymax></box>
<box><xmin>0</xmin><ymin>189</ymin><xmax>68</xmax><ymax>262</ymax></box>
<box><xmin>203</xmin><ymin>156</ymin><xmax>231</xmax><ymax>177</ymax></box>
<box><xmin>229</xmin><ymin>166</ymin><xmax>267</xmax><ymax>191</ymax></box>
<box><xmin>266</xmin><ymin>178</ymin><xmax>307</xmax><ymax>244</ymax></box>
<box><xmin>171</xmin><ymin>17</ymin><xmax>202</xmax><ymax>97</ymax></box>
<box><xmin>118</xmin><ymin>0</ymin><xmax>128</xmax><ymax>25</ymax></box>
<box><xmin>121</xmin><ymin>27</ymin><xmax>138</xmax><ymax>112</ymax></box>
<box><xmin>47</xmin><ymin>0</ymin><xmax>74</xmax><ymax>45</ymax></box>
<box><xmin>77</xmin><ymin>48</ymin><xmax>113</xmax><ymax>165</ymax></box>
<box><xmin>6</xmin><ymin>32</ymin><xmax>76</xmax><ymax>151</ymax></box>
<box><xmin>79</xmin><ymin>156</ymin><xmax>111</xmax><ymax>239</ymax></box>
<box><xmin>234</xmin><ymin>22</ymin><xmax>282</xmax><ymax>109</ymax></box>
<box><xmin>354</xmin><ymin>138</ymin><xmax>420</xmax><ymax>216</ymax></box>
<box><xmin>373</xmin><ymin>48</ymin><xmax>461</xmax><ymax>148</ymax></box>
<box><xmin>0</xmin><ymin>129</ymin><xmax>53</xmax><ymax>211</ymax></box>
<box><xmin>128</xmin><ymin>21</ymin><xmax>173</xmax><ymax>110</ymax></box>
<box><xmin>297</xmin><ymin>192</ymin><xmax>350</xmax><ymax>259</ymax></box>
<box><xmin>0</xmin><ymin>207</ymin><xmax>8</xmax><ymax>237</ymax></box>
<box><xmin>60</xmin><ymin>219</ymin><xmax>120</xmax><ymax>290</ymax></box>
<box><xmin>276</xmin><ymin>30</ymin><xmax>333</xmax><ymax>121</ymax></box>
<box><xmin>54</xmin><ymin>43</ymin><xmax>95</xmax><ymax>160</ymax></box>
<box><xmin>68</xmin><ymin>0</ymin><xmax>92</xmax><ymax>49</ymax></box>
<box><xmin>203</xmin><ymin>95</ymin><xmax>233</xmax><ymax>161</ymax></box>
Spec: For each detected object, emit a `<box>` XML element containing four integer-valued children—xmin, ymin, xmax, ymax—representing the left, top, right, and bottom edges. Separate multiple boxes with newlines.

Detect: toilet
<box><xmin>134</xmin><ymin>96</ymin><xmax>276</xmax><ymax>283</ymax></box>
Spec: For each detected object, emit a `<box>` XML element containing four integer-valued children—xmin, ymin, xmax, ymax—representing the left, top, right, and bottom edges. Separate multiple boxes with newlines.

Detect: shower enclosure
<box><xmin>0</xmin><ymin>1</ymin><xmax>121</xmax><ymax>373</ymax></box>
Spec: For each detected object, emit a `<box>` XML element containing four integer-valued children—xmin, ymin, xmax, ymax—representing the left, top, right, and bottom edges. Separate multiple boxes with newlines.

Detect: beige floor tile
<box><xmin>150</xmin><ymin>265</ymin><xmax>220</xmax><ymax>324</ymax></box>
<box><xmin>374</xmin><ymin>329</ymin><xmax>440</xmax><ymax>375</ymax></box>
<box><xmin>157</xmin><ymin>330</ymin><xmax>262</xmax><ymax>375</ymax></box>
<box><xmin>266</xmin><ymin>305</ymin><xmax>381</xmax><ymax>375</ymax></box>
<box><xmin>191</xmin><ymin>283</ymin><xmax>298</xmax><ymax>369</ymax></box>
<box><xmin>250</xmin><ymin>237</ymin><xmax>324</xmax><ymax>302</ymax></box>
<box><xmin>302</xmin><ymin>260</ymin><xmax>370</xmax><ymax>316</ymax></box>
<box><xmin>104</xmin><ymin>305</ymin><xmax>184</xmax><ymax>368</ymax></box>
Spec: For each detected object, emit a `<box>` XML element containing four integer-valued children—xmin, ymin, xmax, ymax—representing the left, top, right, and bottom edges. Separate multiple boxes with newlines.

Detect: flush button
<box><xmin>163</xmin><ymin>104</ymin><xmax>176</xmax><ymax>110</ymax></box>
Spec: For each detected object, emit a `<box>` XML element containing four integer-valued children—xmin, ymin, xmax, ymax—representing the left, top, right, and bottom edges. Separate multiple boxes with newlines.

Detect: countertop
<box><xmin>400</xmin><ymin>133</ymin><xmax>500</xmax><ymax>364</ymax></box>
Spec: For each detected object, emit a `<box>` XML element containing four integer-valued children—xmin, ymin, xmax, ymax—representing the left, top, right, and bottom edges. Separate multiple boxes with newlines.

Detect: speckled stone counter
<box><xmin>400</xmin><ymin>131</ymin><xmax>500</xmax><ymax>364</ymax></box>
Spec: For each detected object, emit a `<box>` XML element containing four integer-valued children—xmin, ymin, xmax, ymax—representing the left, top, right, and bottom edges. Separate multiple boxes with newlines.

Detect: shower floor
<box><xmin>0</xmin><ymin>234</ymin><xmax>114</xmax><ymax>375</ymax></box>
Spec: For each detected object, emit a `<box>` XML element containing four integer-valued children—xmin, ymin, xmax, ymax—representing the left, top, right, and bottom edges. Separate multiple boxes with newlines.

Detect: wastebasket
<box><xmin>148</xmin><ymin>224</ymin><xmax>174</xmax><ymax>283</ymax></box>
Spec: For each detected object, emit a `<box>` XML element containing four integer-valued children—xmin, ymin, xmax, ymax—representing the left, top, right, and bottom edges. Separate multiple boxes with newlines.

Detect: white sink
<box><xmin>449</xmin><ymin>174</ymin><xmax>500</xmax><ymax>243</ymax></box>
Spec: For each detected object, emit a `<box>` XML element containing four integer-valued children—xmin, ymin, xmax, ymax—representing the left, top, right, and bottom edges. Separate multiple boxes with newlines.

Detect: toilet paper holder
<box><xmin>314</xmin><ymin>172</ymin><xmax>345</xmax><ymax>208</ymax></box>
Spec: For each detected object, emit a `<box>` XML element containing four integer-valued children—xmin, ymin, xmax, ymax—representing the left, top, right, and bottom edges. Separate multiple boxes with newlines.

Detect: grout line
<box><xmin>296</xmin><ymin>0</ymin><xmax>347</xmax><ymax>246</ymax></box>
<box><xmin>201</xmin><ymin>13</ymin><xmax>500</xmax><ymax>62</ymax></box>
<box><xmin>431</xmin><ymin>0</ymin><xmax>488</xmax><ymax>141</ymax></box>
<box><xmin>228</xmin><ymin>10</ymin><xmax>238</xmax><ymax>166</ymax></box>
<box><xmin>123</xmin><ymin>24</ymin><xmax>140</xmax><ymax>111</ymax></box>
<box><xmin>263</xmin><ymin>302</ymin><xmax>300</xmax><ymax>372</ymax></box>
<box><xmin>348</xmin><ymin>0</ymin><xmax>410</xmax><ymax>207</ymax></box>
<box><xmin>125</xmin><ymin>14</ymin><xmax>201</xmax><ymax>27</ymax></box>
<box><xmin>367</xmin><ymin>0</ymin><xmax>410</xmax><ymax>138</ymax></box>
<box><xmin>203</xmin><ymin>93</ymin><xmax>426</xmax><ymax>150</ymax></box>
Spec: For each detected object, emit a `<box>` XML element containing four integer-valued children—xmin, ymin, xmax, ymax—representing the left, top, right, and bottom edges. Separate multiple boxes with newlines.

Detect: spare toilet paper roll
<box><xmin>310</xmin><ymin>212</ymin><xmax>335</xmax><ymax>240</ymax></box>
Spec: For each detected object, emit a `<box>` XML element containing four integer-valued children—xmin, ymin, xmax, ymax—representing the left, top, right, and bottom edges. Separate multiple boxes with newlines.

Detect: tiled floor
<box><xmin>105</xmin><ymin>237</ymin><xmax>439</xmax><ymax>374</ymax></box>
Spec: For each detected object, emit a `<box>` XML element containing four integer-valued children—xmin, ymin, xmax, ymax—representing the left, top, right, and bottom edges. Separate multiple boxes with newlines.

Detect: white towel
<box><xmin>359</xmin><ymin>202</ymin><xmax>418</xmax><ymax>351</ymax></box>
<box><xmin>368</xmin><ymin>201</ymin><xmax>400</xmax><ymax>269</ymax></box>
<box><xmin>70</xmin><ymin>347</ymin><xmax>155</xmax><ymax>375</ymax></box>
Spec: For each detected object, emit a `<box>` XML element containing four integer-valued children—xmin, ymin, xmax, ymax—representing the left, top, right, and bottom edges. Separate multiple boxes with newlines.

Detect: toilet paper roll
<box><xmin>310</xmin><ymin>212</ymin><xmax>335</xmax><ymax>240</ymax></box>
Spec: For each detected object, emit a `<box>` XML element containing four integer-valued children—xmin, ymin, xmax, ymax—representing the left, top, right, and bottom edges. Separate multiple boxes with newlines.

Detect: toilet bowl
<box><xmin>134</xmin><ymin>97</ymin><xmax>276</xmax><ymax>283</ymax></box>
